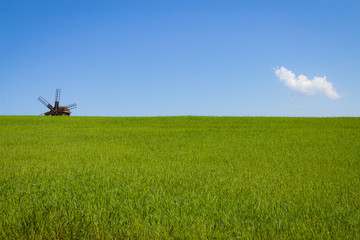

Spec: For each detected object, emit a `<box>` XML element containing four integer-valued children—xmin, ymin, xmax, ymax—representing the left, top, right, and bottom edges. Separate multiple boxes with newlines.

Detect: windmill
<box><xmin>38</xmin><ymin>89</ymin><xmax>77</xmax><ymax>116</ymax></box>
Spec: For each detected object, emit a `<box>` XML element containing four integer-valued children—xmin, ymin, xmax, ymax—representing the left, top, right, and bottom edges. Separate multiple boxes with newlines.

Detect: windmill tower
<box><xmin>38</xmin><ymin>89</ymin><xmax>77</xmax><ymax>116</ymax></box>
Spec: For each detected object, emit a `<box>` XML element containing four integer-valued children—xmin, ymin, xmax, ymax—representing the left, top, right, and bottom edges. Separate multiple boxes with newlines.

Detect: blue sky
<box><xmin>1</xmin><ymin>0</ymin><xmax>359</xmax><ymax>116</ymax></box>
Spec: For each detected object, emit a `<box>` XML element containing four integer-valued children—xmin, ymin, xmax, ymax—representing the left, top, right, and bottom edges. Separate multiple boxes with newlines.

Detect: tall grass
<box><xmin>0</xmin><ymin>116</ymin><xmax>359</xmax><ymax>239</ymax></box>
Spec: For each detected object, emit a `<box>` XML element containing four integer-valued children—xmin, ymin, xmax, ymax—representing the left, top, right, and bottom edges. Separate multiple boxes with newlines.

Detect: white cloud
<box><xmin>275</xmin><ymin>66</ymin><xmax>341</xmax><ymax>99</ymax></box>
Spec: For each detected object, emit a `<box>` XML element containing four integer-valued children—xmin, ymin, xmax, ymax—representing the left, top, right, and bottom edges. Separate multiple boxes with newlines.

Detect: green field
<box><xmin>0</xmin><ymin>116</ymin><xmax>359</xmax><ymax>239</ymax></box>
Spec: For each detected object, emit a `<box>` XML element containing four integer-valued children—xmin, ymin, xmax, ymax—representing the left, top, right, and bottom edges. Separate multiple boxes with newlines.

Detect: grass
<box><xmin>0</xmin><ymin>116</ymin><xmax>359</xmax><ymax>239</ymax></box>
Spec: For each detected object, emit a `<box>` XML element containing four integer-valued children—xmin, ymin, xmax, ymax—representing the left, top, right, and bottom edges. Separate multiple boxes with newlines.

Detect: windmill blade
<box><xmin>38</xmin><ymin>96</ymin><xmax>54</xmax><ymax>110</ymax></box>
<box><xmin>55</xmin><ymin>89</ymin><xmax>61</xmax><ymax>103</ymax></box>
<box><xmin>54</xmin><ymin>89</ymin><xmax>61</xmax><ymax>110</ymax></box>
<box><xmin>65</xmin><ymin>103</ymin><xmax>77</xmax><ymax>110</ymax></box>
<box><xmin>39</xmin><ymin>111</ymin><xmax>51</xmax><ymax>116</ymax></box>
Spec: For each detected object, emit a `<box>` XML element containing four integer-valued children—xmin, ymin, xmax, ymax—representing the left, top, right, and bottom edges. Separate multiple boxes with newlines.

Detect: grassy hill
<box><xmin>0</xmin><ymin>116</ymin><xmax>359</xmax><ymax>239</ymax></box>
